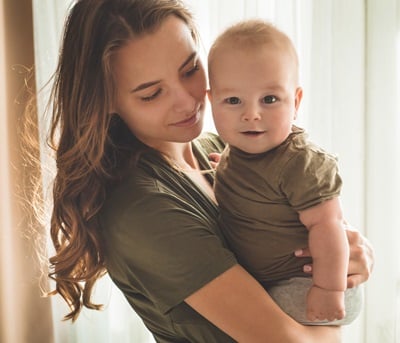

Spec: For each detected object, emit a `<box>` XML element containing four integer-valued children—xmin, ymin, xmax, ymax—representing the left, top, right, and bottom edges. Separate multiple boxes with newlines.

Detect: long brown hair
<box><xmin>45</xmin><ymin>0</ymin><xmax>198</xmax><ymax>321</ymax></box>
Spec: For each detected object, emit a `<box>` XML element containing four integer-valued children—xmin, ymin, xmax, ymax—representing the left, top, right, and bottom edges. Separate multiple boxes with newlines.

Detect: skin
<box><xmin>112</xmin><ymin>17</ymin><xmax>206</xmax><ymax>162</ymax></box>
<box><xmin>300</xmin><ymin>199</ymin><xmax>348</xmax><ymax>321</ymax></box>
<box><xmin>208</xmin><ymin>44</ymin><xmax>302</xmax><ymax>154</ymax></box>
<box><xmin>112</xmin><ymin>17</ymin><xmax>215</xmax><ymax>199</ymax></box>
<box><xmin>209</xmin><ymin>44</ymin><xmax>349</xmax><ymax>321</ymax></box>
<box><xmin>111</xmin><ymin>15</ymin><xmax>372</xmax><ymax>342</ymax></box>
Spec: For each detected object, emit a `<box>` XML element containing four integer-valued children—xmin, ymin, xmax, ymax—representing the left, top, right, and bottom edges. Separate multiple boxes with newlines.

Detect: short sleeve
<box><xmin>102</xmin><ymin>179</ymin><xmax>237</xmax><ymax>314</ymax></box>
<box><xmin>279</xmin><ymin>148</ymin><xmax>342</xmax><ymax>211</ymax></box>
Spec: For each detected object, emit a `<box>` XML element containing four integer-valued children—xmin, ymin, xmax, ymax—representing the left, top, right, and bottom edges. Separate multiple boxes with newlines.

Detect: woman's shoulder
<box><xmin>100</xmin><ymin>169</ymin><xmax>156</xmax><ymax>226</ymax></box>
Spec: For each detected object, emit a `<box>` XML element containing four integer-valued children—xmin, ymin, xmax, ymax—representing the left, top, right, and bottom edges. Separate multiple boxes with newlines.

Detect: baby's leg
<box><xmin>266</xmin><ymin>277</ymin><xmax>363</xmax><ymax>325</ymax></box>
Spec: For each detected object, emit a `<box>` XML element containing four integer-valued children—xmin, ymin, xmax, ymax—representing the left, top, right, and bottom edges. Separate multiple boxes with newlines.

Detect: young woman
<box><xmin>42</xmin><ymin>0</ymin><xmax>373</xmax><ymax>342</ymax></box>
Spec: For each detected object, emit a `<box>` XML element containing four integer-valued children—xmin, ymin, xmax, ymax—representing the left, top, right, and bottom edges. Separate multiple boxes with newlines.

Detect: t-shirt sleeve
<box><xmin>103</xmin><ymin>186</ymin><xmax>237</xmax><ymax>314</ymax></box>
<box><xmin>196</xmin><ymin>132</ymin><xmax>226</xmax><ymax>155</ymax></box>
<box><xmin>279</xmin><ymin>148</ymin><xmax>342</xmax><ymax>211</ymax></box>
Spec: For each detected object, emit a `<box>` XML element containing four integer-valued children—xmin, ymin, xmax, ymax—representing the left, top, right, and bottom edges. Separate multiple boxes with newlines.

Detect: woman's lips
<box><xmin>171</xmin><ymin>111</ymin><xmax>200</xmax><ymax>127</ymax></box>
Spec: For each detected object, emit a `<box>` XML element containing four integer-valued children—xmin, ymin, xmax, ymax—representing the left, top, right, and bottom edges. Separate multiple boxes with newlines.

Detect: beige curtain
<box><xmin>0</xmin><ymin>1</ymin><xmax>53</xmax><ymax>342</ymax></box>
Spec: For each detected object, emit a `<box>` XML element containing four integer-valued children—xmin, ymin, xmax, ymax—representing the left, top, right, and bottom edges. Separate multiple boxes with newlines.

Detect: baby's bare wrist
<box><xmin>312</xmin><ymin>284</ymin><xmax>345</xmax><ymax>293</ymax></box>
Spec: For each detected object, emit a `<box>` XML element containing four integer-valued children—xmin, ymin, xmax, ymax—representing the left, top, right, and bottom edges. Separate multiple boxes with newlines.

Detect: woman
<box><xmin>45</xmin><ymin>0</ymin><xmax>373</xmax><ymax>342</ymax></box>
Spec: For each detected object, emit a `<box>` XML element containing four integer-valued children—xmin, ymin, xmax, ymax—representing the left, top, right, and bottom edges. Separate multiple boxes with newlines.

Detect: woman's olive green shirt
<box><xmin>100</xmin><ymin>133</ymin><xmax>237</xmax><ymax>343</ymax></box>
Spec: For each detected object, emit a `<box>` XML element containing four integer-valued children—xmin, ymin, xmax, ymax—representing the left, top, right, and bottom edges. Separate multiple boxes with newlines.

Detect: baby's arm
<box><xmin>298</xmin><ymin>197</ymin><xmax>349</xmax><ymax>321</ymax></box>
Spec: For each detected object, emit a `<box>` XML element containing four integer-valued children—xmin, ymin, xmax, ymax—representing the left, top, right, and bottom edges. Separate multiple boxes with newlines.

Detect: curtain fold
<box><xmin>0</xmin><ymin>0</ymin><xmax>54</xmax><ymax>343</ymax></box>
<box><xmin>364</xmin><ymin>0</ymin><xmax>400</xmax><ymax>342</ymax></box>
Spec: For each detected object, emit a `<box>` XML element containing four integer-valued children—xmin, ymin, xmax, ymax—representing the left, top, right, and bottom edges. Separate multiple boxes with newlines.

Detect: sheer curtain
<box><xmin>364</xmin><ymin>1</ymin><xmax>400</xmax><ymax>342</ymax></box>
<box><xmin>0</xmin><ymin>1</ymin><xmax>54</xmax><ymax>343</ymax></box>
<box><xmin>31</xmin><ymin>1</ymin><xmax>399</xmax><ymax>342</ymax></box>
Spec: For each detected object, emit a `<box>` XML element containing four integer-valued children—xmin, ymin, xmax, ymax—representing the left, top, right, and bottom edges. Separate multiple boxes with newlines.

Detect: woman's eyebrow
<box><xmin>179</xmin><ymin>52</ymin><xmax>197</xmax><ymax>71</ymax></box>
<box><xmin>131</xmin><ymin>80</ymin><xmax>161</xmax><ymax>93</ymax></box>
<box><xmin>131</xmin><ymin>52</ymin><xmax>197</xmax><ymax>93</ymax></box>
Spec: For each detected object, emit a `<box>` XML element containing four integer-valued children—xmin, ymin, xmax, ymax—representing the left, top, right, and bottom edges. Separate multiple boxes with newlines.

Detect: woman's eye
<box><xmin>184</xmin><ymin>64</ymin><xmax>200</xmax><ymax>77</ymax></box>
<box><xmin>225</xmin><ymin>97</ymin><xmax>241</xmax><ymax>105</ymax></box>
<box><xmin>141</xmin><ymin>89</ymin><xmax>162</xmax><ymax>102</ymax></box>
<box><xmin>263</xmin><ymin>95</ymin><xmax>277</xmax><ymax>104</ymax></box>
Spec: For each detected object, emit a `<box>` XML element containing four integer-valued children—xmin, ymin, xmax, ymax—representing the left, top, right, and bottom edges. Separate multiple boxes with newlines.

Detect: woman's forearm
<box><xmin>298</xmin><ymin>325</ymin><xmax>341</xmax><ymax>343</ymax></box>
<box><xmin>185</xmin><ymin>264</ymin><xmax>340</xmax><ymax>343</ymax></box>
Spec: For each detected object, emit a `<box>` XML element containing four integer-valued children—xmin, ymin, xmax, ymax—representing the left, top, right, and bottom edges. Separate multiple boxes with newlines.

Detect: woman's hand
<box><xmin>345</xmin><ymin>227</ymin><xmax>374</xmax><ymax>287</ymax></box>
<box><xmin>295</xmin><ymin>227</ymin><xmax>374</xmax><ymax>288</ymax></box>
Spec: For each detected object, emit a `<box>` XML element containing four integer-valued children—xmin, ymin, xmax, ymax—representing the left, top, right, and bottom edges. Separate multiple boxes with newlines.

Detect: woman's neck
<box><xmin>157</xmin><ymin>141</ymin><xmax>217</xmax><ymax>203</ymax></box>
<box><xmin>159</xmin><ymin>141</ymin><xmax>199</xmax><ymax>171</ymax></box>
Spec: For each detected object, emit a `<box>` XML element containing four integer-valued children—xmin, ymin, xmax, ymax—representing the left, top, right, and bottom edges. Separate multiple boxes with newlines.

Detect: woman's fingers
<box><xmin>346</xmin><ymin>229</ymin><xmax>374</xmax><ymax>287</ymax></box>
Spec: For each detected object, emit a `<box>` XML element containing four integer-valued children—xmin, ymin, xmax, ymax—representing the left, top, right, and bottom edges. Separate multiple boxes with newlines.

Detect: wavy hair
<box><xmin>45</xmin><ymin>0</ymin><xmax>198</xmax><ymax>321</ymax></box>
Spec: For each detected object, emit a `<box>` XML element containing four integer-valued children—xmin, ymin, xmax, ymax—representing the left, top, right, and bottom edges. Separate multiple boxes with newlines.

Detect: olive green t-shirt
<box><xmin>100</xmin><ymin>133</ymin><xmax>237</xmax><ymax>343</ymax></box>
<box><xmin>214</xmin><ymin>126</ymin><xmax>342</xmax><ymax>288</ymax></box>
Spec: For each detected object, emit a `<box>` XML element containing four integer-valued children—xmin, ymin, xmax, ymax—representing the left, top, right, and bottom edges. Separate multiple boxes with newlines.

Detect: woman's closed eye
<box><xmin>184</xmin><ymin>63</ymin><xmax>200</xmax><ymax>78</ymax></box>
<box><xmin>141</xmin><ymin>88</ymin><xmax>162</xmax><ymax>102</ymax></box>
<box><xmin>140</xmin><ymin>65</ymin><xmax>200</xmax><ymax>102</ymax></box>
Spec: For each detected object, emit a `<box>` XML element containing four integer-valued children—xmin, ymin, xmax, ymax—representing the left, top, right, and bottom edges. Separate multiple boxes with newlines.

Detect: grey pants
<box><xmin>267</xmin><ymin>277</ymin><xmax>363</xmax><ymax>326</ymax></box>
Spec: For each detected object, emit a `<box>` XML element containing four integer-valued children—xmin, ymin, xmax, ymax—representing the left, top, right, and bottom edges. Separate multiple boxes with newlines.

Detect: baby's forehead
<box><xmin>208</xmin><ymin>43</ymin><xmax>300</xmax><ymax>88</ymax></box>
<box><xmin>210</xmin><ymin>39</ymin><xmax>297</xmax><ymax>68</ymax></box>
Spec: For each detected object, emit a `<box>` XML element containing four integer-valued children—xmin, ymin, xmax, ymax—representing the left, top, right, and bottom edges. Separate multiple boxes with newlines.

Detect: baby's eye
<box><xmin>225</xmin><ymin>97</ymin><xmax>241</xmax><ymax>105</ymax></box>
<box><xmin>141</xmin><ymin>89</ymin><xmax>162</xmax><ymax>102</ymax></box>
<box><xmin>263</xmin><ymin>95</ymin><xmax>277</xmax><ymax>104</ymax></box>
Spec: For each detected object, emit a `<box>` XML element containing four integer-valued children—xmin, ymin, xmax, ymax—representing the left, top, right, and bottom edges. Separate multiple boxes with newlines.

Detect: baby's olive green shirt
<box><xmin>100</xmin><ymin>133</ymin><xmax>237</xmax><ymax>343</ymax></box>
<box><xmin>215</xmin><ymin>126</ymin><xmax>342</xmax><ymax>288</ymax></box>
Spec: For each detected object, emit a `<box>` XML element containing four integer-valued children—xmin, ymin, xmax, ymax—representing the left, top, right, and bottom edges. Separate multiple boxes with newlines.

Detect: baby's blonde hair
<box><xmin>208</xmin><ymin>19</ymin><xmax>299</xmax><ymax>83</ymax></box>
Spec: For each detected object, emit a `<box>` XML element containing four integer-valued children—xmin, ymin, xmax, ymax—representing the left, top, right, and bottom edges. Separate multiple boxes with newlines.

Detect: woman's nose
<box><xmin>173</xmin><ymin>82</ymin><xmax>197</xmax><ymax>114</ymax></box>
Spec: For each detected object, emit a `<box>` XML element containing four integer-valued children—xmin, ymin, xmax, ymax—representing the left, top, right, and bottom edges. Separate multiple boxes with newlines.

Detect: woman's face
<box><xmin>112</xmin><ymin>16</ymin><xmax>207</xmax><ymax>151</ymax></box>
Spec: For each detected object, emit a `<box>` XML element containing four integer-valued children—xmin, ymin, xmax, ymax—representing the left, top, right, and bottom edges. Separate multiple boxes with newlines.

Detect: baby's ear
<box><xmin>294</xmin><ymin>86</ymin><xmax>303</xmax><ymax>114</ymax></box>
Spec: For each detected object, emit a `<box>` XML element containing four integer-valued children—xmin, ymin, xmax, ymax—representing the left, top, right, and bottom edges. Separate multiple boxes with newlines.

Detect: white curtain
<box><xmin>32</xmin><ymin>1</ymin><xmax>400</xmax><ymax>342</ymax></box>
<box><xmin>364</xmin><ymin>1</ymin><xmax>400</xmax><ymax>342</ymax></box>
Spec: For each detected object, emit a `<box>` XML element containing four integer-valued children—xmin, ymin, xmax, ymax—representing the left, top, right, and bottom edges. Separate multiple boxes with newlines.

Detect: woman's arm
<box><xmin>185</xmin><ymin>264</ymin><xmax>340</xmax><ymax>343</ymax></box>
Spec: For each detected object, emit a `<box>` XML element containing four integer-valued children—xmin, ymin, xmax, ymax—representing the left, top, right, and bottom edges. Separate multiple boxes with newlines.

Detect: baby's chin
<box><xmin>229</xmin><ymin>144</ymin><xmax>270</xmax><ymax>155</ymax></box>
<box><xmin>227</xmin><ymin>136</ymin><xmax>278</xmax><ymax>155</ymax></box>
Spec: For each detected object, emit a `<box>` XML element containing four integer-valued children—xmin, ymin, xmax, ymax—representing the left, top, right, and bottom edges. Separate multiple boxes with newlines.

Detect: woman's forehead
<box><xmin>112</xmin><ymin>16</ymin><xmax>197</xmax><ymax>86</ymax></box>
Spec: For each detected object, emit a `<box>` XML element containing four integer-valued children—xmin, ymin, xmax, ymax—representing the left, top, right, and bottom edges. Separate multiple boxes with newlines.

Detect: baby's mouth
<box><xmin>241</xmin><ymin>130</ymin><xmax>265</xmax><ymax>136</ymax></box>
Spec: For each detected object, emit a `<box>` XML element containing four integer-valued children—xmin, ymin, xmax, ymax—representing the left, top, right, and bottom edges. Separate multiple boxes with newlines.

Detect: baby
<box><xmin>208</xmin><ymin>19</ymin><xmax>362</xmax><ymax>325</ymax></box>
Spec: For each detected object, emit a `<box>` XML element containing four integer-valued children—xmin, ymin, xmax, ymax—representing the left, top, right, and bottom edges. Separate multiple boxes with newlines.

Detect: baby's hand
<box><xmin>208</xmin><ymin>152</ymin><xmax>221</xmax><ymax>169</ymax></box>
<box><xmin>307</xmin><ymin>285</ymin><xmax>345</xmax><ymax>322</ymax></box>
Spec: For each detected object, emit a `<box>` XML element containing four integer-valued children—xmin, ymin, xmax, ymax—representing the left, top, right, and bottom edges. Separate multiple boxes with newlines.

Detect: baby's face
<box><xmin>208</xmin><ymin>45</ymin><xmax>302</xmax><ymax>154</ymax></box>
